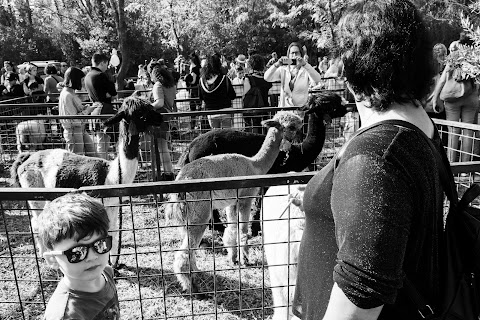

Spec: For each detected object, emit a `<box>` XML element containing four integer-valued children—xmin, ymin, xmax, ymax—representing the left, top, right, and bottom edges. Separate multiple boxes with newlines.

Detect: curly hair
<box><xmin>200</xmin><ymin>54</ymin><xmax>222</xmax><ymax>79</ymax></box>
<box><xmin>337</xmin><ymin>0</ymin><xmax>433</xmax><ymax>111</ymax></box>
<box><xmin>248</xmin><ymin>54</ymin><xmax>265</xmax><ymax>72</ymax></box>
<box><xmin>149</xmin><ymin>63</ymin><xmax>175</xmax><ymax>88</ymax></box>
<box><xmin>45</xmin><ymin>64</ymin><xmax>58</xmax><ymax>75</ymax></box>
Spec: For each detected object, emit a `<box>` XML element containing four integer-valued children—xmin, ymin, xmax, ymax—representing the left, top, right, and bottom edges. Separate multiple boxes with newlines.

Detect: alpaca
<box><xmin>10</xmin><ymin>96</ymin><xmax>164</xmax><ymax>267</ymax></box>
<box><xmin>166</xmin><ymin>111</ymin><xmax>303</xmax><ymax>293</ymax></box>
<box><xmin>177</xmin><ymin>92</ymin><xmax>347</xmax><ymax>235</ymax></box>
<box><xmin>263</xmin><ymin>184</ymin><xmax>305</xmax><ymax>320</ymax></box>
<box><xmin>16</xmin><ymin>119</ymin><xmax>47</xmax><ymax>152</ymax></box>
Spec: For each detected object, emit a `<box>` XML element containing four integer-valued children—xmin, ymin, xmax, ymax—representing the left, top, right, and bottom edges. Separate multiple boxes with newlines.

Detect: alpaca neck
<box><xmin>109</xmin><ymin>124</ymin><xmax>140</xmax><ymax>185</ymax></box>
<box><xmin>251</xmin><ymin>127</ymin><xmax>283</xmax><ymax>172</ymax></box>
<box><xmin>302</xmin><ymin>113</ymin><xmax>326</xmax><ymax>154</ymax></box>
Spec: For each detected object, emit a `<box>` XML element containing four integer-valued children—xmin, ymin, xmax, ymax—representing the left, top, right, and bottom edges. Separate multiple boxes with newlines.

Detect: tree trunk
<box><xmin>110</xmin><ymin>0</ymin><xmax>129</xmax><ymax>91</ymax></box>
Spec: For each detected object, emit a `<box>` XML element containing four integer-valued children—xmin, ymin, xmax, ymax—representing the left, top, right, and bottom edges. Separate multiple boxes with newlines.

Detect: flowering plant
<box><xmin>445</xmin><ymin>15</ymin><xmax>480</xmax><ymax>83</ymax></box>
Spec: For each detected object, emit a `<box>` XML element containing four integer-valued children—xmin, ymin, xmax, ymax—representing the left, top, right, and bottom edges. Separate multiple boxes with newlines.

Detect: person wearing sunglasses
<box><xmin>37</xmin><ymin>193</ymin><xmax>120</xmax><ymax>320</ymax></box>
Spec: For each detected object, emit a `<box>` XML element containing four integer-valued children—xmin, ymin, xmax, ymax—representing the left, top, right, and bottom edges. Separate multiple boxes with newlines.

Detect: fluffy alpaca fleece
<box><xmin>16</xmin><ymin>119</ymin><xmax>47</xmax><ymax>152</ymax></box>
<box><xmin>10</xmin><ymin>96</ymin><xmax>164</xmax><ymax>266</ymax></box>
<box><xmin>166</xmin><ymin>111</ymin><xmax>304</xmax><ymax>294</ymax></box>
<box><xmin>263</xmin><ymin>184</ymin><xmax>305</xmax><ymax>320</ymax></box>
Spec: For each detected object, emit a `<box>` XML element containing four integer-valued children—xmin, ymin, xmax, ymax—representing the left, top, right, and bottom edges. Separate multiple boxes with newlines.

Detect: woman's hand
<box><xmin>296</xmin><ymin>56</ymin><xmax>307</xmax><ymax>67</ymax></box>
<box><xmin>274</xmin><ymin>58</ymin><xmax>284</xmax><ymax>68</ymax></box>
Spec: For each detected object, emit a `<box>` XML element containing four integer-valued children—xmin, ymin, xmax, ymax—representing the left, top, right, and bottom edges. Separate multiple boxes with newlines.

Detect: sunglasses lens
<box><xmin>66</xmin><ymin>246</ymin><xmax>88</xmax><ymax>263</ymax></box>
<box><xmin>93</xmin><ymin>236</ymin><xmax>112</xmax><ymax>254</ymax></box>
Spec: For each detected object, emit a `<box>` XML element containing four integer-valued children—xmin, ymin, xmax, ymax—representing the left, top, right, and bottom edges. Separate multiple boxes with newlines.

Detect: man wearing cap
<box><xmin>1</xmin><ymin>71</ymin><xmax>24</xmax><ymax>98</ymax></box>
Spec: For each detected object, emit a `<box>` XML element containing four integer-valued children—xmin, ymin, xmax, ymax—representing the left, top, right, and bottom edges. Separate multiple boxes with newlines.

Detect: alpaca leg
<box><xmin>174</xmin><ymin>224</ymin><xmax>208</xmax><ymax>293</ymax></box>
<box><xmin>237</xmin><ymin>198</ymin><xmax>254</xmax><ymax>265</ymax></box>
<box><xmin>27</xmin><ymin>200</ymin><xmax>47</xmax><ymax>256</ymax></box>
<box><xmin>223</xmin><ymin>205</ymin><xmax>239</xmax><ymax>265</ymax></box>
<box><xmin>105</xmin><ymin>204</ymin><xmax>121</xmax><ymax>268</ymax></box>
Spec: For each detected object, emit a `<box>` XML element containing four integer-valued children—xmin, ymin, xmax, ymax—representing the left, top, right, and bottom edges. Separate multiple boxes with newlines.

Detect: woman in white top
<box><xmin>264</xmin><ymin>42</ymin><xmax>321</xmax><ymax>108</ymax></box>
<box><xmin>58</xmin><ymin>67</ymin><xmax>97</xmax><ymax>156</ymax></box>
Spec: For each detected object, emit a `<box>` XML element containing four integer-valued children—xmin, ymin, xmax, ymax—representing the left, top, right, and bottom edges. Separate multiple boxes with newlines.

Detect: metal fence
<box><xmin>0</xmin><ymin>79</ymin><xmax>354</xmax><ymax>184</ymax></box>
<box><xmin>3</xmin><ymin>80</ymin><xmax>480</xmax><ymax>319</ymax></box>
<box><xmin>1</xmin><ymin>164</ymin><xmax>480</xmax><ymax>320</ymax></box>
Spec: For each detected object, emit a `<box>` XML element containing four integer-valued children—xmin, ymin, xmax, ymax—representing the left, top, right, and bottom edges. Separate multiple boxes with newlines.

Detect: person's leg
<box><xmin>158</xmin><ymin>138</ymin><xmax>173</xmax><ymax>173</ymax></box>
<box><xmin>62</xmin><ymin>125</ymin><xmax>75</xmax><ymax>153</ymax></box>
<box><xmin>208</xmin><ymin>115</ymin><xmax>221</xmax><ymax>129</ymax></box>
<box><xmin>444</xmin><ymin>100</ymin><xmax>461</xmax><ymax>162</ymax></box>
<box><xmin>94</xmin><ymin>131</ymin><xmax>111</xmax><ymax>160</ymax></box>
<box><xmin>70</xmin><ymin>125</ymin><xmax>85</xmax><ymax>155</ymax></box>
<box><xmin>83</xmin><ymin>130</ymin><xmax>98</xmax><ymax>158</ymax></box>
<box><xmin>459</xmin><ymin>93</ymin><xmax>479</xmax><ymax>162</ymax></box>
<box><xmin>220</xmin><ymin>115</ymin><xmax>233</xmax><ymax>129</ymax></box>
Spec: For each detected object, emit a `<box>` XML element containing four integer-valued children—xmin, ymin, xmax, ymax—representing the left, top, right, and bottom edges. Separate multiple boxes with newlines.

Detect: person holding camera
<box><xmin>264</xmin><ymin>42</ymin><xmax>321</xmax><ymax>109</ymax></box>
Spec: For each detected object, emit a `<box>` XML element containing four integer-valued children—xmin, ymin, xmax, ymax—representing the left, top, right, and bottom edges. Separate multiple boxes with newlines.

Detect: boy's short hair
<box><xmin>92</xmin><ymin>52</ymin><xmax>109</xmax><ymax>65</ymax></box>
<box><xmin>37</xmin><ymin>193</ymin><xmax>110</xmax><ymax>251</ymax></box>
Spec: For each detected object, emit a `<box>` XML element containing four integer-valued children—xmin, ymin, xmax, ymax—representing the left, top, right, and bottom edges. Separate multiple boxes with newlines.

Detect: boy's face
<box><xmin>46</xmin><ymin>232</ymin><xmax>110</xmax><ymax>291</ymax></box>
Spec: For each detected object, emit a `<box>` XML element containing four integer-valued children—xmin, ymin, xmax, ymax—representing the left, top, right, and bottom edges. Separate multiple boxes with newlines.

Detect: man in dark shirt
<box><xmin>84</xmin><ymin>52</ymin><xmax>117</xmax><ymax>159</ymax></box>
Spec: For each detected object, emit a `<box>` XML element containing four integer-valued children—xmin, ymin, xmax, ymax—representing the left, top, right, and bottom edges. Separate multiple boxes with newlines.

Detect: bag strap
<box><xmin>333</xmin><ymin>119</ymin><xmax>455</xmax><ymax>320</ymax></box>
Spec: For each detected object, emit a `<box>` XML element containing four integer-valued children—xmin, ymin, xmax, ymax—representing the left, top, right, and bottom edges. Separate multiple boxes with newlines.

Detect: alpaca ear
<box><xmin>261</xmin><ymin>119</ymin><xmax>280</xmax><ymax>128</ymax></box>
<box><xmin>103</xmin><ymin>111</ymin><xmax>125</xmax><ymax>127</ymax></box>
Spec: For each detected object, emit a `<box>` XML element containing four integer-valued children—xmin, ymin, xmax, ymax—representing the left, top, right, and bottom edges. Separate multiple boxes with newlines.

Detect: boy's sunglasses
<box><xmin>44</xmin><ymin>236</ymin><xmax>112</xmax><ymax>263</ymax></box>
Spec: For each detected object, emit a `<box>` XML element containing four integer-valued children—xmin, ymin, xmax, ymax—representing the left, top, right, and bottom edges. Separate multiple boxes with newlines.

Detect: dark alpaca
<box><xmin>177</xmin><ymin>92</ymin><xmax>347</xmax><ymax>236</ymax></box>
<box><xmin>10</xmin><ymin>96</ymin><xmax>164</xmax><ymax>267</ymax></box>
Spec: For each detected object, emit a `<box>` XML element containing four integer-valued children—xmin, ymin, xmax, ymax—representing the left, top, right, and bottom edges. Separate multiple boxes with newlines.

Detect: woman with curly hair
<box><xmin>199</xmin><ymin>54</ymin><xmax>236</xmax><ymax>129</ymax></box>
<box><xmin>293</xmin><ymin>1</ymin><xmax>445</xmax><ymax>319</ymax></box>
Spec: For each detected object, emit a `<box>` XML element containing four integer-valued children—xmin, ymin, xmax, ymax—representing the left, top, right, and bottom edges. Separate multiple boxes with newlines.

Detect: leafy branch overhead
<box><xmin>0</xmin><ymin>0</ymin><xmax>478</xmax><ymax>76</ymax></box>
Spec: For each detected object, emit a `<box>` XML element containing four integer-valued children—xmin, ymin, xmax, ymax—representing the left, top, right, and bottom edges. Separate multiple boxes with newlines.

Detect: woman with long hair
<box><xmin>264</xmin><ymin>42</ymin><xmax>321</xmax><ymax>109</ymax></box>
<box><xmin>58</xmin><ymin>67</ymin><xmax>96</xmax><ymax>156</ymax></box>
<box><xmin>199</xmin><ymin>54</ymin><xmax>236</xmax><ymax>129</ymax></box>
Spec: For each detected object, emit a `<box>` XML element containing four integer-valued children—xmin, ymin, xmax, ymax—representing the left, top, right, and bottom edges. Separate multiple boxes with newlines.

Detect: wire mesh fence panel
<box><xmin>0</xmin><ymin>173</ymin><xmax>313</xmax><ymax>320</ymax></box>
<box><xmin>2</xmin><ymin>163</ymin><xmax>480</xmax><ymax>320</ymax></box>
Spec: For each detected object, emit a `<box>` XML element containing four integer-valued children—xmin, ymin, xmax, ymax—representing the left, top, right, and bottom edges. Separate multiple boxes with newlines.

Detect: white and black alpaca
<box><xmin>16</xmin><ymin>119</ymin><xmax>47</xmax><ymax>152</ymax></box>
<box><xmin>166</xmin><ymin>111</ymin><xmax>303</xmax><ymax>294</ymax></box>
<box><xmin>177</xmin><ymin>92</ymin><xmax>346</xmax><ymax>235</ymax></box>
<box><xmin>263</xmin><ymin>184</ymin><xmax>305</xmax><ymax>320</ymax></box>
<box><xmin>10</xmin><ymin>96</ymin><xmax>164</xmax><ymax>267</ymax></box>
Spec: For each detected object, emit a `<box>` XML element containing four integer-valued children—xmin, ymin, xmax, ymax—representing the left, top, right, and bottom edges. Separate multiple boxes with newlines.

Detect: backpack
<box><xmin>243</xmin><ymin>75</ymin><xmax>265</xmax><ymax>111</ymax></box>
<box><xmin>401</xmin><ymin>122</ymin><xmax>480</xmax><ymax>320</ymax></box>
<box><xmin>336</xmin><ymin>119</ymin><xmax>480</xmax><ymax>319</ymax></box>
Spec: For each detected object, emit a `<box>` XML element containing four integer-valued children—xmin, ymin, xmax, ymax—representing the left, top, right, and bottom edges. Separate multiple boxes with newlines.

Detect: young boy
<box><xmin>38</xmin><ymin>193</ymin><xmax>120</xmax><ymax>320</ymax></box>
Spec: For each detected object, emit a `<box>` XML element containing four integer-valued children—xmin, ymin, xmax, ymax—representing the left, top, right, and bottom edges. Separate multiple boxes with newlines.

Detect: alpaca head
<box><xmin>301</xmin><ymin>92</ymin><xmax>348</xmax><ymax>123</ymax></box>
<box><xmin>103</xmin><ymin>96</ymin><xmax>164</xmax><ymax>136</ymax></box>
<box><xmin>261</xmin><ymin>111</ymin><xmax>303</xmax><ymax>147</ymax></box>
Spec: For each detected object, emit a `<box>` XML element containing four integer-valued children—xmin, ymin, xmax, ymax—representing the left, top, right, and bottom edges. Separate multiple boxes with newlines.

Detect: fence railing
<box><xmin>1</xmin><ymin>162</ymin><xmax>480</xmax><ymax>320</ymax></box>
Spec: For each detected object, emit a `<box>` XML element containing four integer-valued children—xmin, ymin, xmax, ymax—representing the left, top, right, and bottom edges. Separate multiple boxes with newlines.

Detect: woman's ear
<box><xmin>43</xmin><ymin>252</ymin><xmax>60</xmax><ymax>269</ymax></box>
